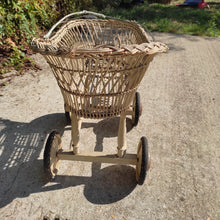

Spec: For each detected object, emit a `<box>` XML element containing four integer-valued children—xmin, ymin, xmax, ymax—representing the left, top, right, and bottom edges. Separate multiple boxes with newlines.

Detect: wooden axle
<box><xmin>57</xmin><ymin>150</ymin><xmax>137</xmax><ymax>165</ymax></box>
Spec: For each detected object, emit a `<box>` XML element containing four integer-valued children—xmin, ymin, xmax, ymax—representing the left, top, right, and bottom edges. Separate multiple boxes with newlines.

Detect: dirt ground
<box><xmin>0</xmin><ymin>33</ymin><xmax>219</xmax><ymax>220</ymax></box>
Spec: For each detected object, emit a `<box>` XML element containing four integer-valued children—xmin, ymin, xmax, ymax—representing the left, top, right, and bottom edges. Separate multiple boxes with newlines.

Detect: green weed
<box><xmin>103</xmin><ymin>2</ymin><xmax>220</xmax><ymax>37</ymax></box>
<box><xmin>0</xmin><ymin>0</ymin><xmax>57</xmax><ymax>74</ymax></box>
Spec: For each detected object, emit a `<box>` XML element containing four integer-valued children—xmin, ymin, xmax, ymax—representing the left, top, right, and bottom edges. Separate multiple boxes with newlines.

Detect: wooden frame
<box><xmin>57</xmin><ymin>150</ymin><xmax>137</xmax><ymax>165</ymax></box>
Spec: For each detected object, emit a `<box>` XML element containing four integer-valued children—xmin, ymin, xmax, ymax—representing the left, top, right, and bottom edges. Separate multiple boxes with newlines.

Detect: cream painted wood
<box><xmin>126</xmin><ymin>107</ymin><xmax>134</xmax><ymax>115</ymax></box>
<box><xmin>71</xmin><ymin>112</ymin><xmax>81</xmax><ymax>154</ymax></box>
<box><xmin>117</xmin><ymin>113</ymin><xmax>127</xmax><ymax>157</ymax></box>
<box><xmin>57</xmin><ymin>150</ymin><xmax>137</xmax><ymax>165</ymax></box>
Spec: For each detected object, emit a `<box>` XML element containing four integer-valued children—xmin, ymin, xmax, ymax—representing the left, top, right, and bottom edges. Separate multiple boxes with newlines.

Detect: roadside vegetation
<box><xmin>0</xmin><ymin>0</ymin><xmax>219</xmax><ymax>84</ymax></box>
<box><xmin>104</xmin><ymin>0</ymin><xmax>220</xmax><ymax>37</ymax></box>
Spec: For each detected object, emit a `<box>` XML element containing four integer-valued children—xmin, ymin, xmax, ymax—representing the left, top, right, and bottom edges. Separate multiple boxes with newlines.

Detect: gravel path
<box><xmin>0</xmin><ymin>33</ymin><xmax>219</xmax><ymax>219</ymax></box>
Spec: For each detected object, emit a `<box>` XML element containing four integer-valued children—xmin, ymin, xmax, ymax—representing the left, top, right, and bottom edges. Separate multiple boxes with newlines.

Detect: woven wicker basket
<box><xmin>31</xmin><ymin>11</ymin><xmax>168</xmax><ymax>119</ymax></box>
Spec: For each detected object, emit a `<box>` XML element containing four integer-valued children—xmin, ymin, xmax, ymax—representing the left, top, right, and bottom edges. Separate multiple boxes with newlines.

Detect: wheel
<box><xmin>136</xmin><ymin>136</ymin><xmax>150</xmax><ymax>185</ymax></box>
<box><xmin>44</xmin><ymin>131</ymin><xmax>62</xmax><ymax>180</ymax></box>
<box><xmin>132</xmin><ymin>92</ymin><xmax>142</xmax><ymax>127</ymax></box>
<box><xmin>65</xmin><ymin>111</ymin><xmax>71</xmax><ymax>125</ymax></box>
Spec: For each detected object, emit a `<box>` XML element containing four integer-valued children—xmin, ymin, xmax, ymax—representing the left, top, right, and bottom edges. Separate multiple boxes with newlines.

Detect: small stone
<box><xmin>180</xmin><ymin>196</ymin><xmax>185</xmax><ymax>201</ymax></box>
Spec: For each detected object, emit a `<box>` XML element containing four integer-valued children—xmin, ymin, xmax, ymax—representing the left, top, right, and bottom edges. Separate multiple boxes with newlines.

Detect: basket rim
<box><xmin>31</xmin><ymin>41</ymin><xmax>168</xmax><ymax>58</ymax></box>
<box><xmin>30</xmin><ymin>18</ymin><xmax>168</xmax><ymax>57</ymax></box>
<box><xmin>69</xmin><ymin>42</ymin><xmax>168</xmax><ymax>57</ymax></box>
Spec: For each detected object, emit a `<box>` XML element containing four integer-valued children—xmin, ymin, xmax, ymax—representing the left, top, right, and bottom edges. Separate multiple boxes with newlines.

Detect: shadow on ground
<box><xmin>0</xmin><ymin>114</ymin><xmax>136</xmax><ymax>208</ymax></box>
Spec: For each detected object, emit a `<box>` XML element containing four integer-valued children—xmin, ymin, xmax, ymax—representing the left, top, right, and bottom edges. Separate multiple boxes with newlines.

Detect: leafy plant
<box><xmin>0</xmin><ymin>0</ymin><xmax>57</xmax><ymax>75</ymax></box>
<box><xmin>207</xmin><ymin>13</ymin><xmax>220</xmax><ymax>37</ymax></box>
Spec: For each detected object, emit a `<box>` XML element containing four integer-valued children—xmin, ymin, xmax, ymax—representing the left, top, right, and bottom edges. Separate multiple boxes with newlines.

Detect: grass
<box><xmin>102</xmin><ymin>0</ymin><xmax>220</xmax><ymax>37</ymax></box>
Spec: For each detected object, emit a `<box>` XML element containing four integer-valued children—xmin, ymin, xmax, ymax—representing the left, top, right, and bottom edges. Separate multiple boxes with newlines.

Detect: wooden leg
<box><xmin>117</xmin><ymin>113</ymin><xmax>127</xmax><ymax>157</ymax></box>
<box><xmin>71</xmin><ymin>112</ymin><xmax>81</xmax><ymax>154</ymax></box>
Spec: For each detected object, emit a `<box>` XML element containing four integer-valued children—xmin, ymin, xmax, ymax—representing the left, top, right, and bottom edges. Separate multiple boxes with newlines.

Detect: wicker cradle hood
<box><xmin>30</xmin><ymin>11</ymin><xmax>168</xmax><ymax>119</ymax></box>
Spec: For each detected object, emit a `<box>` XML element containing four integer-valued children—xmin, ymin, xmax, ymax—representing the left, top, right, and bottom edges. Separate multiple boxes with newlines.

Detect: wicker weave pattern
<box><xmin>32</xmin><ymin>19</ymin><xmax>150</xmax><ymax>53</ymax></box>
<box><xmin>31</xmin><ymin>18</ymin><xmax>168</xmax><ymax>119</ymax></box>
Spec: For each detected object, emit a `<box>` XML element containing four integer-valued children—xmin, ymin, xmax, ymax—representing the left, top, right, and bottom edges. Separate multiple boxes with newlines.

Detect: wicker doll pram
<box><xmin>31</xmin><ymin>11</ymin><xmax>168</xmax><ymax>185</ymax></box>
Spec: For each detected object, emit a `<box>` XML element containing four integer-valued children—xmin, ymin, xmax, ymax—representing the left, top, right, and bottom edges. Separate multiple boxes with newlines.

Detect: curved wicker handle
<box><xmin>44</xmin><ymin>10</ymin><xmax>110</xmax><ymax>39</ymax></box>
<box><xmin>43</xmin><ymin>10</ymin><xmax>154</xmax><ymax>42</ymax></box>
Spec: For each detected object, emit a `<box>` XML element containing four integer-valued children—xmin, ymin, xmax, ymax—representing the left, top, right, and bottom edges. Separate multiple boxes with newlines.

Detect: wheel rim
<box><xmin>50</xmin><ymin>135</ymin><xmax>61</xmax><ymax>177</ymax></box>
<box><xmin>44</xmin><ymin>131</ymin><xmax>62</xmax><ymax>180</ymax></box>
<box><xmin>136</xmin><ymin>140</ymin><xmax>143</xmax><ymax>182</ymax></box>
<box><xmin>136</xmin><ymin>137</ymin><xmax>149</xmax><ymax>185</ymax></box>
